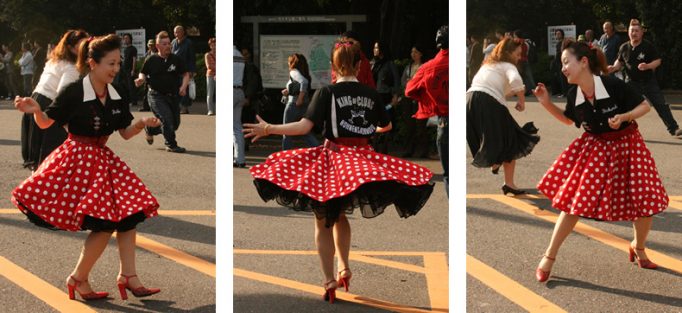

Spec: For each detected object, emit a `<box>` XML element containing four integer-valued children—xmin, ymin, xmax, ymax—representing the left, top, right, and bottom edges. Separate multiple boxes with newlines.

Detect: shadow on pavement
<box><xmin>546</xmin><ymin>276</ymin><xmax>682</xmax><ymax>307</ymax></box>
<box><xmin>234</xmin><ymin>204</ymin><xmax>310</xmax><ymax>220</ymax></box>
<box><xmin>0</xmin><ymin>138</ymin><xmax>19</xmax><ymax>146</ymax></box>
<box><xmin>234</xmin><ymin>292</ymin><xmax>392</xmax><ymax>313</ymax></box>
<box><xmin>139</xmin><ymin>215</ymin><xmax>215</xmax><ymax>246</ymax></box>
<box><xmin>87</xmin><ymin>299</ymin><xmax>214</xmax><ymax>312</ymax></box>
<box><xmin>644</xmin><ymin>139</ymin><xmax>682</xmax><ymax>146</ymax></box>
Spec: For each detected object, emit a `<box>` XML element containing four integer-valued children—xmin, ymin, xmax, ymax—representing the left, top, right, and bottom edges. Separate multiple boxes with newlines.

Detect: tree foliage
<box><xmin>467</xmin><ymin>0</ymin><xmax>682</xmax><ymax>88</ymax></box>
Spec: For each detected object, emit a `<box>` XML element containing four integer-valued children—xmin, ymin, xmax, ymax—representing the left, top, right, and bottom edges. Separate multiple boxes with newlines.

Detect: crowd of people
<box><xmin>466</xmin><ymin>18</ymin><xmax>672</xmax><ymax>284</ymax></box>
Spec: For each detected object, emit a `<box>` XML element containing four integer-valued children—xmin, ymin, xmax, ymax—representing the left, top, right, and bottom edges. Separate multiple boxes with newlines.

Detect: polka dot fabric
<box><xmin>11</xmin><ymin>138</ymin><xmax>159</xmax><ymax>231</ymax></box>
<box><xmin>250</xmin><ymin>140</ymin><xmax>434</xmax><ymax>224</ymax></box>
<box><xmin>537</xmin><ymin>124</ymin><xmax>668</xmax><ymax>221</ymax></box>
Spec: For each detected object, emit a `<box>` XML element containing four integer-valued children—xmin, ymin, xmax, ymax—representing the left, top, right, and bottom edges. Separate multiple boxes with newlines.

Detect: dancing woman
<box><xmin>243</xmin><ymin>40</ymin><xmax>434</xmax><ymax>304</ymax></box>
<box><xmin>533</xmin><ymin>41</ymin><xmax>668</xmax><ymax>282</ymax></box>
<box><xmin>13</xmin><ymin>34</ymin><xmax>162</xmax><ymax>301</ymax></box>
<box><xmin>466</xmin><ymin>38</ymin><xmax>540</xmax><ymax>195</ymax></box>
<box><xmin>21</xmin><ymin>29</ymin><xmax>89</xmax><ymax>171</ymax></box>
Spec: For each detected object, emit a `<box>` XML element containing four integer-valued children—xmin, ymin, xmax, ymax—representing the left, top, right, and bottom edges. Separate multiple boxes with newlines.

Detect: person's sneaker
<box><xmin>144</xmin><ymin>127</ymin><xmax>153</xmax><ymax>145</ymax></box>
<box><xmin>166</xmin><ymin>146</ymin><xmax>186</xmax><ymax>153</ymax></box>
<box><xmin>180</xmin><ymin>107</ymin><xmax>190</xmax><ymax>114</ymax></box>
<box><xmin>207</xmin><ymin>111</ymin><xmax>215</xmax><ymax>116</ymax></box>
<box><xmin>233</xmin><ymin>162</ymin><xmax>246</xmax><ymax>168</ymax></box>
<box><xmin>673</xmin><ymin>128</ymin><xmax>682</xmax><ymax>137</ymax></box>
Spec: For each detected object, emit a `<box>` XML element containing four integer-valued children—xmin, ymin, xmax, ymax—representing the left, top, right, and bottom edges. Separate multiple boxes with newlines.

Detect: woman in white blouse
<box><xmin>20</xmin><ymin>29</ymin><xmax>89</xmax><ymax>171</ymax></box>
<box><xmin>466</xmin><ymin>38</ymin><xmax>540</xmax><ymax>195</ymax></box>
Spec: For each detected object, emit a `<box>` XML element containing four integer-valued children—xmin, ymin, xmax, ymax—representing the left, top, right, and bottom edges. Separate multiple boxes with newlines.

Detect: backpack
<box><xmin>526</xmin><ymin>39</ymin><xmax>538</xmax><ymax>64</ymax></box>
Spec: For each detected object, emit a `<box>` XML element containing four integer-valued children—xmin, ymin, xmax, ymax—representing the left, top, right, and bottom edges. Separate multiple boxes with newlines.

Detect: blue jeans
<box><xmin>234</xmin><ymin>89</ymin><xmax>246</xmax><ymax>164</ymax></box>
<box><xmin>147</xmin><ymin>90</ymin><xmax>181</xmax><ymax>148</ymax></box>
<box><xmin>282</xmin><ymin>101</ymin><xmax>318</xmax><ymax>150</ymax></box>
<box><xmin>206</xmin><ymin>76</ymin><xmax>216</xmax><ymax>114</ymax></box>
<box><xmin>437</xmin><ymin>116</ymin><xmax>449</xmax><ymax>197</ymax></box>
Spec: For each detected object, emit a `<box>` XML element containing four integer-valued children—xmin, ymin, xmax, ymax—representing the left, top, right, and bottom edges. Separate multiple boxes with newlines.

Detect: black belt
<box><xmin>234</xmin><ymin>86</ymin><xmax>243</xmax><ymax>89</ymax></box>
<box><xmin>149</xmin><ymin>89</ymin><xmax>176</xmax><ymax>97</ymax></box>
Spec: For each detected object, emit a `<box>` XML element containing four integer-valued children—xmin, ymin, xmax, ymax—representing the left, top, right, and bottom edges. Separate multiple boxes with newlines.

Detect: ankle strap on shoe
<box><xmin>119</xmin><ymin>274</ymin><xmax>138</xmax><ymax>283</ymax></box>
<box><xmin>338</xmin><ymin>268</ymin><xmax>351</xmax><ymax>275</ymax></box>
<box><xmin>544</xmin><ymin>255</ymin><xmax>556</xmax><ymax>261</ymax></box>
<box><xmin>69</xmin><ymin>275</ymin><xmax>87</xmax><ymax>286</ymax></box>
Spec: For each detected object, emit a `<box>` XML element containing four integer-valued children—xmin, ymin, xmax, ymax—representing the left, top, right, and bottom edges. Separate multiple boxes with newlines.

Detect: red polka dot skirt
<box><xmin>537</xmin><ymin>123</ymin><xmax>668</xmax><ymax>221</ymax></box>
<box><xmin>250</xmin><ymin>139</ymin><xmax>434</xmax><ymax>226</ymax></box>
<box><xmin>11</xmin><ymin>136</ymin><xmax>159</xmax><ymax>231</ymax></box>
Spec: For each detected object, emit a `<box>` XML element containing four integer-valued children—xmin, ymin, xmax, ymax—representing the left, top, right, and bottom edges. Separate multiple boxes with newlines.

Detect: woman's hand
<box><xmin>533</xmin><ymin>83</ymin><xmax>550</xmax><ymax>104</ymax></box>
<box><xmin>281</xmin><ymin>88</ymin><xmax>289</xmax><ymax>97</ymax></box>
<box><xmin>141</xmin><ymin>116</ymin><xmax>161</xmax><ymax>128</ymax></box>
<box><xmin>515</xmin><ymin>100</ymin><xmax>525</xmax><ymax>112</ymax></box>
<box><xmin>608</xmin><ymin>113</ymin><xmax>628</xmax><ymax>129</ymax></box>
<box><xmin>14</xmin><ymin>96</ymin><xmax>40</xmax><ymax>114</ymax></box>
<box><xmin>243</xmin><ymin>115</ymin><xmax>270</xmax><ymax>143</ymax></box>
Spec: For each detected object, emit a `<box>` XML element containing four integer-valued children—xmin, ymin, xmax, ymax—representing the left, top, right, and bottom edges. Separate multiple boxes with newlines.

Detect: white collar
<box><xmin>82</xmin><ymin>74</ymin><xmax>121</xmax><ymax>102</ymax></box>
<box><xmin>336</xmin><ymin>76</ymin><xmax>359</xmax><ymax>83</ymax></box>
<box><xmin>575</xmin><ymin>75</ymin><xmax>609</xmax><ymax>104</ymax></box>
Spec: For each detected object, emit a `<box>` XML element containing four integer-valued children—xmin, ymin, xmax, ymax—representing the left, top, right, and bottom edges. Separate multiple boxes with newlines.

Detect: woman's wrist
<box><xmin>134</xmin><ymin>120</ymin><xmax>145</xmax><ymax>130</ymax></box>
<box><xmin>264</xmin><ymin>123</ymin><xmax>271</xmax><ymax>136</ymax></box>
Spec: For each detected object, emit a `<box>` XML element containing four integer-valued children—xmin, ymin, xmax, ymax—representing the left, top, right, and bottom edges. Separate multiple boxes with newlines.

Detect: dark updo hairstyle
<box><xmin>287</xmin><ymin>53</ymin><xmax>312</xmax><ymax>89</ymax></box>
<box><xmin>76</xmin><ymin>34</ymin><xmax>122</xmax><ymax>76</ymax></box>
<box><xmin>50</xmin><ymin>29</ymin><xmax>89</xmax><ymax>63</ymax></box>
<box><xmin>563</xmin><ymin>41</ymin><xmax>608</xmax><ymax>75</ymax></box>
<box><xmin>331</xmin><ymin>39</ymin><xmax>362</xmax><ymax>77</ymax></box>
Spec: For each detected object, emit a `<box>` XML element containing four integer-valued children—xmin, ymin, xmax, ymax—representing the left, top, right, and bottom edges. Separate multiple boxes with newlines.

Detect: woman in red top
<box><xmin>244</xmin><ymin>40</ymin><xmax>434</xmax><ymax>304</ymax></box>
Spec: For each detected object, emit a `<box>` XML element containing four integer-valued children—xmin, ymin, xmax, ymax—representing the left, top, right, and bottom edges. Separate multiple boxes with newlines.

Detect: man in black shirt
<box><xmin>608</xmin><ymin>19</ymin><xmax>682</xmax><ymax>137</ymax></box>
<box><xmin>31</xmin><ymin>40</ymin><xmax>45</xmax><ymax>88</ymax></box>
<box><xmin>135</xmin><ymin>31</ymin><xmax>190</xmax><ymax>152</ymax></box>
<box><xmin>121</xmin><ymin>33</ymin><xmax>138</xmax><ymax>106</ymax></box>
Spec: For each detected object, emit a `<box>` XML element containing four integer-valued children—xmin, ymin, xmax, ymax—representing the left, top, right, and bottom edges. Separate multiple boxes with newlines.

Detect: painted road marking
<box><xmin>235</xmin><ymin>268</ymin><xmax>438</xmax><ymax>313</ymax></box>
<box><xmin>0</xmin><ymin>256</ymin><xmax>97</xmax><ymax>313</ymax></box>
<box><xmin>234</xmin><ymin>249</ymin><xmax>448</xmax><ymax>312</ymax></box>
<box><xmin>0</xmin><ymin>209</ymin><xmax>215</xmax><ymax>216</ymax></box>
<box><xmin>133</xmin><ymin>234</ymin><xmax>215</xmax><ymax>278</ymax></box>
<box><xmin>468</xmin><ymin>195</ymin><xmax>682</xmax><ymax>275</ymax></box>
<box><xmin>467</xmin><ymin>254</ymin><xmax>566</xmax><ymax>312</ymax></box>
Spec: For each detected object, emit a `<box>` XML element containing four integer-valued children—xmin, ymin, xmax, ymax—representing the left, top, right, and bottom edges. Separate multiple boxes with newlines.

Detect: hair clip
<box><xmin>87</xmin><ymin>36</ymin><xmax>94</xmax><ymax>43</ymax></box>
<box><xmin>335</xmin><ymin>42</ymin><xmax>353</xmax><ymax>48</ymax></box>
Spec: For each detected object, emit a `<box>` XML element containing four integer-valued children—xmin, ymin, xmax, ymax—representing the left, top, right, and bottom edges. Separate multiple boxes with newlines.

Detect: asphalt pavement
<box><xmin>0</xmin><ymin>99</ymin><xmax>215</xmax><ymax>313</ymax></box>
<box><xmin>467</xmin><ymin>95</ymin><xmax>682</xmax><ymax>312</ymax></box>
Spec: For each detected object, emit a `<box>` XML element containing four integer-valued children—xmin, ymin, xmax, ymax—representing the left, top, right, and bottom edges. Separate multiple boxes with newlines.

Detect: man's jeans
<box><xmin>628</xmin><ymin>79</ymin><xmax>679</xmax><ymax>134</ymax></box>
<box><xmin>234</xmin><ymin>88</ymin><xmax>246</xmax><ymax>164</ymax></box>
<box><xmin>147</xmin><ymin>90</ymin><xmax>181</xmax><ymax>148</ymax></box>
<box><xmin>437</xmin><ymin>116</ymin><xmax>449</xmax><ymax>197</ymax></box>
<box><xmin>282</xmin><ymin>101</ymin><xmax>318</xmax><ymax>150</ymax></box>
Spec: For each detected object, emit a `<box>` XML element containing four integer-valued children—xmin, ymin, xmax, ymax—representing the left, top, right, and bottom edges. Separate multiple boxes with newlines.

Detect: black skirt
<box><xmin>20</xmin><ymin>92</ymin><xmax>68</xmax><ymax>170</ymax></box>
<box><xmin>466</xmin><ymin>91</ymin><xmax>540</xmax><ymax>168</ymax></box>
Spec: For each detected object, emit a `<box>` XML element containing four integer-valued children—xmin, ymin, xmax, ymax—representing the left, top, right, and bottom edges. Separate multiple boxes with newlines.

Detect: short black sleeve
<box><xmin>44</xmin><ymin>82</ymin><xmax>78</xmax><ymax>126</ymax></box>
<box><xmin>644</xmin><ymin>41</ymin><xmax>659</xmax><ymax>61</ymax></box>
<box><xmin>563</xmin><ymin>86</ymin><xmax>579</xmax><ymax>127</ymax></box>
<box><xmin>304</xmin><ymin>86</ymin><xmax>330</xmax><ymax>127</ymax></box>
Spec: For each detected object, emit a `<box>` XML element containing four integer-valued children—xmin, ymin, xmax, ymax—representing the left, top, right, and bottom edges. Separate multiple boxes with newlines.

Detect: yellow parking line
<box><xmin>0</xmin><ymin>209</ymin><xmax>214</xmax><ymax>216</ymax></box>
<box><xmin>133</xmin><ymin>234</ymin><xmax>215</xmax><ymax>278</ymax></box>
<box><xmin>234</xmin><ymin>268</ymin><xmax>435</xmax><ymax>313</ymax></box>
<box><xmin>423</xmin><ymin>253</ymin><xmax>449</xmax><ymax>312</ymax></box>
<box><xmin>349</xmin><ymin>254</ymin><xmax>426</xmax><ymax>273</ymax></box>
<box><xmin>467</xmin><ymin>255</ymin><xmax>567</xmax><ymax>313</ymax></box>
<box><xmin>234</xmin><ymin>249</ymin><xmax>441</xmax><ymax>256</ymax></box>
<box><xmin>670</xmin><ymin>196</ymin><xmax>682</xmax><ymax>201</ymax></box>
<box><xmin>667</xmin><ymin>200</ymin><xmax>682</xmax><ymax>212</ymax></box>
<box><xmin>487</xmin><ymin>195</ymin><xmax>682</xmax><ymax>275</ymax></box>
<box><xmin>0</xmin><ymin>256</ymin><xmax>97</xmax><ymax>313</ymax></box>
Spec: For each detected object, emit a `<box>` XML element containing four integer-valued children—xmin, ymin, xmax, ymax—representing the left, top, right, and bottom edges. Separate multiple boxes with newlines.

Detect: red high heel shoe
<box><xmin>117</xmin><ymin>274</ymin><xmax>161</xmax><ymax>300</ymax></box>
<box><xmin>337</xmin><ymin>268</ymin><xmax>352</xmax><ymax>292</ymax></box>
<box><xmin>629</xmin><ymin>245</ymin><xmax>658</xmax><ymax>269</ymax></box>
<box><xmin>535</xmin><ymin>255</ymin><xmax>555</xmax><ymax>283</ymax></box>
<box><xmin>323</xmin><ymin>279</ymin><xmax>337</xmax><ymax>304</ymax></box>
<box><xmin>66</xmin><ymin>275</ymin><xmax>109</xmax><ymax>301</ymax></box>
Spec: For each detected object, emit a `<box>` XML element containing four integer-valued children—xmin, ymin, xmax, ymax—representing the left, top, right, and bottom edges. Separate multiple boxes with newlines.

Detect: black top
<box><xmin>45</xmin><ymin>76</ymin><xmax>133</xmax><ymax>136</ymax></box>
<box><xmin>140</xmin><ymin>54</ymin><xmax>187</xmax><ymax>95</ymax></box>
<box><xmin>122</xmin><ymin>45</ymin><xmax>138</xmax><ymax>73</ymax></box>
<box><xmin>305</xmin><ymin>81</ymin><xmax>390</xmax><ymax>139</ymax></box>
<box><xmin>564</xmin><ymin>75</ymin><xmax>644</xmax><ymax>134</ymax></box>
<box><xmin>371</xmin><ymin>58</ymin><xmax>400</xmax><ymax>96</ymax></box>
<box><xmin>617</xmin><ymin>39</ymin><xmax>659</xmax><ymax>83</ymax></box>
